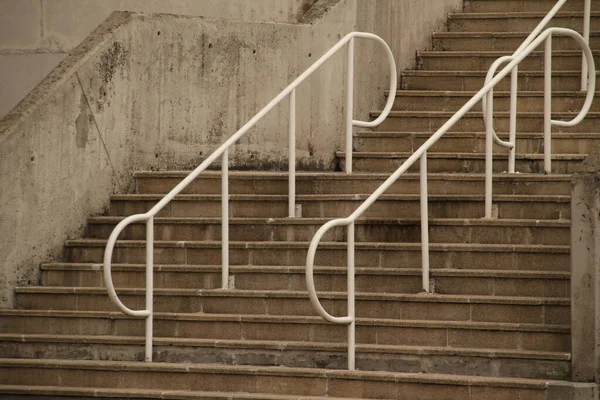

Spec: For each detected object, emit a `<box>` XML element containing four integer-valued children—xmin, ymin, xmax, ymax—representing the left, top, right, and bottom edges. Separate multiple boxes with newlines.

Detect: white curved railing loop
<box><xmin>102</xmin><ymin>31</ymin><xmax>397</xmax><ymax>362</ymax></box>
<box><xmin>306</xmin><ymin>27</ymin><xmax>596</xmax><ymax>371</ymax></box>
<box><xmin>481</xmin><ymin>0</ymin><xmax>592</xmax><ymax>217</ymax></box>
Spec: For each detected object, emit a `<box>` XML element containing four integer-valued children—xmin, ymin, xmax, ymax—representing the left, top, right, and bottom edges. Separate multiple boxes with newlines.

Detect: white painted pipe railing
<box><xmin>306</xmin><ymin>27</ymin><xmax>595</xmax><ymax>370</ymax></box>
<box><xmin>482</xmin><ymin>0</ymin><xmax>593</xmax><ymax>218</ymax></box>
<box><xmin>102</xmin><ymin>31</ymin><xmax>397</xmax><ymax>362</ymax></box>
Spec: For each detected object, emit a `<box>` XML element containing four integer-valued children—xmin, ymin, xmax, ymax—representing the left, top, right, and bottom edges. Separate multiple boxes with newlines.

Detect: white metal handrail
<box><xmin>482</xmin><ymin>0</ymin><xmax>592</xmax><ymax>217</ymax></box>
<box><xmin>102</xmin><ymin>31</ymin><xmax>397</xmax><ymax>362</ymax></box>
<box><xmin>306</xmin><ymin>27</ymin><xmax>595</xmax><ymax>371</ymax></box>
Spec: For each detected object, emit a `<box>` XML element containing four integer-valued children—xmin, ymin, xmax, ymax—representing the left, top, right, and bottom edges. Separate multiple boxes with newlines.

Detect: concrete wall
<box><xmin>0</xmin><ymin>0</ymin><xmax>319</xmax><ymax>118</ymax></box>
<box><xmin>571</xmin><ymin>145</ymin><xmax>600</xmax><ymax>383</ymax></box>
<box><xmin>0</xmin><ymin>0</ymin><xmax>462</xmax><ymax>306</ymax></box>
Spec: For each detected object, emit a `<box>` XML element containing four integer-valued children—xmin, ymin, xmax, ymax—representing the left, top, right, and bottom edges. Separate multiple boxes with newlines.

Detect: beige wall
<box><xmin>0</xmin><ymin>0</ymin><xmax>462</xmax><ymax>306</ymax></box>
<box><xmin>0</xmin><ymin>0</ymin><xmax>318</xmax><ymax>117</ymax></box>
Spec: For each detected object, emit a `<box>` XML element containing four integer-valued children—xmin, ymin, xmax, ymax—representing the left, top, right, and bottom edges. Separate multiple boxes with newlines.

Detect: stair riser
<box><xmin>0</xmin><ymin>316</ymin><xmax>569</xmax><ymax>352</ymax></box>
<box><xmin>375</xmin><ymin>114</ymin><xmax>599</xmax><ymax>132</ymax></box>
<box><xmin>0</xmin><ymin>342</ymin><xmax>570</xmax><ymax>379</ymax></box>
<box><xmin>346</xmin><ymin>157</ymin><xmax>583</xmax><ymax>174</ymax></box>
<box><xmin>0</xmin><ymin>363</ymin><xmax>552</xmax><ymax>399</ymax></box>
<box><xmin>86</xmin><ymin>222</ymin><xmax>570</xmax><ymax>245</ymax></box>
<box><xmin>65</xmin><ymin>246</ymin><xmax>569</xmax><ymax>271</ymax></box>
<box><xmin>448</xmin><ymin>16</ymin><xmax>600</xmax><ymax>32</ymax></box>
<box><xmin>418</xmin><ymin>53</ymin><xmax>598</xmax><ymax>71</ymax></box>
<box><xmin>356</xmin><ymin>135</ymin><xmax>597</xmax><ymax>156</ymax></box>
<box><xmin>16</xmin><ymin>290</ymin><xmax>570</xmax><ymax>321</ymax></box>
<box><xmin>107</xmin><ymin>199</ymin><xmax>571</xmax><ymax>220</ymax></box>
<box><xmin>134</xmin><ymin>177</ymin><xmax>571</xmax><ymax>196</ymax></box>
<box><xmin>402</xmin><ymin>74</ymin><xmax>589</xmax><ymax>91</ymax></box>
<box><xmin>433</xmin><ymin>36</ymin><xmax>600</xmax><ymax>52</ymax></box>
<box><xmin>463</xmin><ymin>0</ymin><xmax>599</xmax><ymax>13</ymax></box>
<box><xmin>393</xmin><ymin>94</ymin><xmax>597</xmax><ymax>112</ymax></box>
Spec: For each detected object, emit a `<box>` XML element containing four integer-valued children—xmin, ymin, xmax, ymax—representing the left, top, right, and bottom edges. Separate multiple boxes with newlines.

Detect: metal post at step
<box><xmin>289</xmin><ymin>89</ymin><xmax>296</xmax><ymax>218</ymax></box>
<box><xmin>544</xmin><ymin>35</ymin><xmax>553</xmax><ymax>174</ymax></box>
<box><xmin>345</xmin><ymin>37</ymin><xmax>354</xmax><ymax>174</ymax></box>
<box><xmin>145</xmin><ymin>217</ymin><xmax>154</xmax><ymax>362</ymax></box>
<box><xmin>347</xmin><ymin>221</ymin><xmax>356</xmax><ymax>370</ymax></box>
<box><xmin>420</xmin><ymin>153</ymin><xmax>430</xmax><ymax>292</ymax></box>
<box><xmin>222</xmin><ymin>149</ymin><xmax>229</xmax><ymax>288</ymax></box>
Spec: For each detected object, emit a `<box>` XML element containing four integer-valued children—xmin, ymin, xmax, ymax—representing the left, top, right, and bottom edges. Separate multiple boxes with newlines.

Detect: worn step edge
<box><xmin>448</xmin><ymin>11</ymin><xmax>600</xmax><ymax>18</ymax></box>
<box><xmin>64</xmin><ymin>239</ymin><xmax>571</xmax><ymax>253</ymax></box>
<box><xmin>401</xmin><ymin>70</ymin><xmax>600</xmax><ymax>77</ymax></box>
<box><xmin>14</xmin><ymin>287</ymin><xmax>570</xmax><ymax>305</ymax></box>
<box><xmin>87</xmin><ymin>216</ymin><xmax>571</xmax><ymax>228</ymax></box>
<box><xmin>132</xmin><ymin>170</ymin><xmax>573</xmax><ymax>182</ymax></box>
<box><xmin>109</xmin><ymin>194</ymin><xmax>572</xmax><ymax>202</ymax></box>
<box><xmin>0</xmin><ymin>310</ymin><xmax>569</xmax><ymax>332</ymax></box>
<box><xmin>343</xmin><ymin>151</ymin><xmax>586</xmax><ymax>160</ymax></box>
<box><xmin>40</xmin><ymin>263</ymin><xmax>571</xmax><ymax>281</ymax></box>
<box><xmin>0</xmin><ymin>358</ymin><xmax>566</xmax><ymax>388</ymax></box>
<box><xmin>432</xmin><ymin>31</ymin><xmax>600</xmax><ymax>38</ymax></box>
<box><xmin>0</xmin><ymin>334</ymin><xmax>570</xmax><ymax>361</ymax></box>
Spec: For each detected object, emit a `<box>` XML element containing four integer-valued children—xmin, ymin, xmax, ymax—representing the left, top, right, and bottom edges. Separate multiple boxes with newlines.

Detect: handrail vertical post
<box><xmin>582</xmin><ymin>0</ymin><xmax>591</xmax><ymax>90</ymax></box>
<box><xmin>544</xmin><ymin>35</ymin><xmax>553</xmax><ymax>173</ymax></box>
<box><xmin>508</xmin><ymin>66</ymin><xmax>518</xmax><ymax>173</ymax></box>
<box><xmin>145</xmin><ymin>217</ymin><xmax>154</xmax><ymax>362</ymax></box>
<box><xmin>222</xmin><ymin>149</ymin><xmax>230</xmax><ymax>288</ymax></box>
<box><xmin>345</xmin><ymin>37</ymin><xmax>355</xmax><ymax>174</ymax></box>
<box><xmin>420</xmin><ymin>153</ymin><xmax>430</xmax><ymax>293</ymax></box>
<box><xmin>289</xmin><ymin>90</ymin><xmax>296</xmax><ymax>218</ymax></box>
<box><xmin>347</xmin><ymin>222</ymin><xmax>356</xmax><ymax>370</ymax></box>
<box><xmin>484</xmin><ymin>88</ymin><xmax>495</xmax><ymax>218</ymax></box>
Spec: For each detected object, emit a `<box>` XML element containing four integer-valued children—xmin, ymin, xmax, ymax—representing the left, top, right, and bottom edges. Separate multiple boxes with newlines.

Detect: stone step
<box><xmin>401</xmin><ymin>70</ymin><xmax>598</xmax><ymax>91</ymax></box>
<box><xmin>0</xmin><ymin>358</ymin><xmax>577</xmax><ymax>400</ymax></box>
<box><xmin>133</xmin><ymin>171</ymin><xmax>573</xmax><ymax>196</ymax></box>
<box><xmin>40</xmin><ymin>264</ymin><xmax>571</xmax><ymax>307</ymax></box>
<box><xmin>64</xmin><ymin>239</ymin><xmax>570</xmax><ymax>271</ymax></box>
<box><xmin>340</xmin><ymin>151</ymin><xmax>586</xmax><ymax>174</ymax></box>
<box><xmin>0</xmin><ymin>334</ymin><xmax>571</xmax><ymax>379</ymax></box>
<box><xmin>355</xmin><ymin>131</ymin><xmax>597</xmax><ymax>156</ymax></box>
<box><xmin>371</xmin><ymin>110</ymin><xmax>600</xmax><ymax>132</ymax></box>
<box><xmin>463</xmin><ymin>0</ymin><xmax>599</xmax><ymax>13</ymax></box>
<box><xmin>392</xmin><ymin>90</ymin><xmax>600</xmax><ymax>113</ymax></box>
<box><xmin>16</xmin><ymin>283</ymin><xmax>570</xmax><ymax>318</ymax></box>
<box><xmin>417</xmin><ymin>50</ymin><xmax>600</xmax><ymax>71</ymax></box>
<box><xmin>107</xmin><ymin>193</ymin><xmax>571</xmax><ymax>220</ymax></box>
<box><xmin>448</xmin><ymin>12</ymin><xmax>600</xmax><ymax>32</ymax></box>
<box><xmin>432</xmin><ymin>31</ymin><xmax>600</xmax><ymax>51</ymax></box>
<box><xmin>85</xmin><ymin>217</ymin><xmax>571</xmax><ymax>245</ymax></box>
<box><xmin>0</xmin><ymin>310</ymin><xmax>570</xmax><ymax>352</ymax></box>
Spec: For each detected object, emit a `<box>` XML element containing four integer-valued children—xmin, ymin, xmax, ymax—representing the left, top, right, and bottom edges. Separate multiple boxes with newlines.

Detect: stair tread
<box><xmin>109</xmin><ymin>193</ymin><xmax>571</xmax><ymax>202</ymax></box>
<box><xmin>87</xmin><ymin>216</ymin><xmax>571</xmax><ymax>226</ymax></box>
<box><xmin>433</xmin><ymin>31</ymin><xmax>600</xmax><ymax>37</ymax></box>
<box><xmin>402</xmin><ymin>69</ymin><xmax>599</xmax><ymax>76</ymax></box>
<box><xmin>39</xmin><ymin>263</ymin><xmax>572</xmax><ymax>280</ymax></box>
<box><xmin>449</xmin><ymin>11</ymin><xmax>600</xmax><ymax>18</ymax></box>
<box><xmin>393</xmin><ymin>90</ymin><xmax>598</xmax><ymax>97</ymax></box>
<box><xmin>0</xmin><ymin>358</ymin><xmax>566</xmax><ymax>388</ymax></box>
<box><xmin>419</xmin><ymin>49</ymin><xmax>600</xmax><ymax>56</ymax></box>
<box><xmin>64</xmin><ymin>239</ymin><xmax>571</xmax><ymax>252</ymax></box>
<box><xmin>0</xmin><ymin>334</ymin><xmax>571</xmax><ymax>360</ymax></box>
<box><xmin>0</xmin><ymin>309</ymin><xmax>569</xmax><ymax>331</ymax></box>
<box><xmin>15</xmin><ymin>286</ymin><xmax>570</xmax><ymax>304</ymax></box>
<box><xmin>343</xmin><ymin>151</ymin><xmax>586</xmax><ymax>160</ymax></box>
<box><xmin>373</xmin><ymin>110</ymin><xmax>600</xmax><ymax>117</ymax></box>
<box><xmin>355</xmin><ymin>130</ymin><xmax>596</xmax><ymax>137</ymax></box>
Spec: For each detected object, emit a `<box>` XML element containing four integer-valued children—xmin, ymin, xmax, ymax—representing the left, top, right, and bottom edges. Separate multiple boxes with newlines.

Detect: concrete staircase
<box><xmin>1</xmin><ymin>0</ymin><xmax>599</xmax><ymax>398</ymax></box>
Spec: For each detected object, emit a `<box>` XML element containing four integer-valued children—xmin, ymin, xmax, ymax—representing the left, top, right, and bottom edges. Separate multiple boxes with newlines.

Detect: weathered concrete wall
<box><xmin>0</xmin><ymin>1</ymin><xmax>460</xmax><ymax>306</ymax></box>
<box><xmin>0</xmin><ymin>0</ymin><xmax>319</xmax><ymax>117</ymax></box>
<box><xmin>571</xmin><ymin>144</ymin><xmax>600</xmax><ymax>383</ymax></box>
